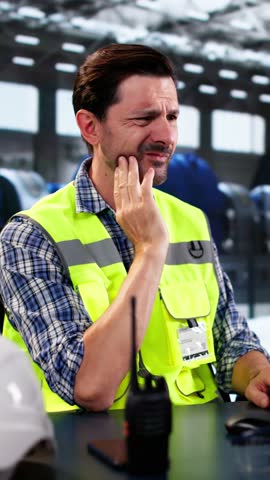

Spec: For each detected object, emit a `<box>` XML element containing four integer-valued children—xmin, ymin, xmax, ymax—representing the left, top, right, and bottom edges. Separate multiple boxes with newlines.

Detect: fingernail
<box><xmin>261</xmin><ymin>398</ymin><xmax>268</xmax><ymax>408</ymax></box>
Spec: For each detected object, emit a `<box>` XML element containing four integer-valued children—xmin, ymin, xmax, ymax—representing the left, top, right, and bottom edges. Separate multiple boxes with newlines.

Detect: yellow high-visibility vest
<box><xmin>3</xmin><ymin>183</ymin><xmax>219</xmax><ymax>412</ymax></box>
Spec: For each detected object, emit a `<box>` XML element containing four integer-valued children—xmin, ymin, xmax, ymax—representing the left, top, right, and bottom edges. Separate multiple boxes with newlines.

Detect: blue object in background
<box><xmin>156</xmin><ymin>152</ymin><xmax>227</xmax><ymax>252</ymax></box>
<box><xmin>47</xmin><ymin>182</ymin><xmax>65</xmax><ymax>194</ymax></box>
<box><xmin>0</xmin><ymin>168</ymin><xmax>48</xmax><ymax>229</ymax></box>
<box><xmin>250</xmin><ymin>185</ymin><xmax>270</xmax><ymax>253</ymax></box>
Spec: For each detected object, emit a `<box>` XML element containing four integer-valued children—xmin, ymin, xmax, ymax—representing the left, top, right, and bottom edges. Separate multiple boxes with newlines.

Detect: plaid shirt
<box><xmin>0</xmin><ymin>159</ymin><xmax>266</xmax><ymax>404</ymax></box>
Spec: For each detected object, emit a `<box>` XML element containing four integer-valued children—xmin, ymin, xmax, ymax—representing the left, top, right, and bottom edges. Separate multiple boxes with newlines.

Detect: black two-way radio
<box><xmin>124</xmin><ymin>296</ymin><xmax>172</xmax><ymax>475</ymax></box>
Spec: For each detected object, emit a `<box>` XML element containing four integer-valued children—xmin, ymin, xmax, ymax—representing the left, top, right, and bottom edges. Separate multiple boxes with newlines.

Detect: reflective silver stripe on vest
<box><xmin>57</xmin><ymin>238</ymin><xmax>121</xmax><ymax>267</ymax></box>
<box><xmin>57</xmin><ymin>238</ymin><xmax>213</xmax><ymax>268</ymax></box>
<box><xmin>166</xmin><ymin>240</ymin><xmax>213</xmax><ymax>265</ymax></box>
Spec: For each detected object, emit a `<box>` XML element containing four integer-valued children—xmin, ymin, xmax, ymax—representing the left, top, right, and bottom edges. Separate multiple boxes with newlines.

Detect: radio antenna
<box><xmin>130</xmin><ymin>296</ymin><xmax>139</xmax><ymax>392</ymax></box>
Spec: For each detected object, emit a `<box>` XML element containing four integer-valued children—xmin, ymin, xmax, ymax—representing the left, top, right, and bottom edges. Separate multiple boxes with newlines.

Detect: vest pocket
<box><xmin>160</xmin><ymin>282</ymin><xmax>216</xmax><ymax>368</ymax></box>
<box><xmin>160</xmin><ymin>282</ymin><xmax>210</xmax><ymax>319</ymax></box>
<box><xmin>172</xmin><ymin>364</ymin><xmax>218</xmax><ymax>404</ymax></box>
<box><xmin>175</xmin><ymin>367</ymin><xmax>205</xmax><ymax>396</ymax></box>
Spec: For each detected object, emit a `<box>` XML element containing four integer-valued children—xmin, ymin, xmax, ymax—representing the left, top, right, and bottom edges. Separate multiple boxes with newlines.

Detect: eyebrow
<box><xmin>130</xmin><ymin>108</ymin><xmax>180</xmax><ymax>117</ymax></box>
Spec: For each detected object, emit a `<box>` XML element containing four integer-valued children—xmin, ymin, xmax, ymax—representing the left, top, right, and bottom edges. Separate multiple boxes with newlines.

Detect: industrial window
<box><xmin>177</xmin><ymin>105</ymin><xmax>200</xmax><ymax>148</ymax></box>
<box><xmin>212</xmin><ymin>110</ymin><xmax>265</xmax><ymax>154</ymax></box>
<box><xmin>0</xmin><ymin>82</ymin><xmax>38</xmax><ymax>133</ymax></box>
<box><xmin>56</xmin><ymin>89</ymin><xmax>80</xmax><ymax>136</ymax></box>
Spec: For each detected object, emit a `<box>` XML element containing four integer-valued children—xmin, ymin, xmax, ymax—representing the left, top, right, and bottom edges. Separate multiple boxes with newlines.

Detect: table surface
<box><xmin>13</xmin><ymin>400</ymin><xmax>270</xmax><ymax>480</ymax></box>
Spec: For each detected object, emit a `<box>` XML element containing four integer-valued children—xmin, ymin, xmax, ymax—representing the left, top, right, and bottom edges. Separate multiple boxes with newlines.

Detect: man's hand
<box><xmin>232</xmin><ymin>350</ymin><xmax>270</xmax><ymax>408</ymax></box>
<box><xmin>114</xmin><ymin>155</ymin><xmax>169</xmax><ymax>256</ymax></box>
<box><xmin>244</xmin><ymin>364</ymin><xmax>270</xmax><ymax>408</ymax></box>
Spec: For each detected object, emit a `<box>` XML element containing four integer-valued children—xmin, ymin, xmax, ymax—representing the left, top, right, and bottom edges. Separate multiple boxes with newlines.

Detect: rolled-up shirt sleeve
<box><xmin>212</xmin><ymin>242</ymin><xmax>270</xmax><ymax>392</ymax></box>
<box><xmin>0</xmin><ymin>216</ymin><xmax>92</xmax><ymax>405</ymax></box>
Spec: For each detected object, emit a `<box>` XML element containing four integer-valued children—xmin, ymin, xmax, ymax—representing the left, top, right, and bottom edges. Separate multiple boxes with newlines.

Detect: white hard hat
<box><xmin>0</xmin><ymin>336</ymin><xmax>55</xmax><ymax>477</ymax></box>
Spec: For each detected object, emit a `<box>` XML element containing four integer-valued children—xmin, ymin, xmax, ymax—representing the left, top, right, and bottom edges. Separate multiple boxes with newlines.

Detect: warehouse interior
<box><xmin>1</xmin><ymin>0</ymin><xmax>270</xmax><ymax>337</ymax></box>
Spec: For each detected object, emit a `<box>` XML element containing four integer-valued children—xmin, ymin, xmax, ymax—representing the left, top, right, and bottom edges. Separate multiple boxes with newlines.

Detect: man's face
<box><xmin>95</xmin><ymin>75</ymin><xmax>179</xmax><ymax>185</ymax></box>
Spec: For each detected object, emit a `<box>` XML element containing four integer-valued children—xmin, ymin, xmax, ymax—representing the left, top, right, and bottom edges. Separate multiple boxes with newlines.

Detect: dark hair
<box><xmin>72</xmin><ymin>43</ymin><xmax>177</xmax><ymax>121</ymax></box>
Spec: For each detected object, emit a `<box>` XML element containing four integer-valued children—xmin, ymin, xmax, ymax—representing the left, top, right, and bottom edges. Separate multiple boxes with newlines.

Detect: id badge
<box><xmin>178</xmin><ymin>321</ymin><xmax>209</xmax><ymax>362</ymax></box>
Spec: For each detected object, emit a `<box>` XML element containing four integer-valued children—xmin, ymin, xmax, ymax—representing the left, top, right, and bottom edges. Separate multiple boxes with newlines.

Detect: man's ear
<box><xmin>75</xmin><ymin>109</ymin><xmax>101</xmax><ymax>146</ymax></box>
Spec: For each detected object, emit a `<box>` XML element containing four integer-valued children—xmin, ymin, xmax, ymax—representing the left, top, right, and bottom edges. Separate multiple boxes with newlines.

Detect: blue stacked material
<box><xmin>47</xmin><ymin>182</ymin><xmax>65</xmax><ymax>194</ymax></box>
<box><xmin>0</xmin><ymin>168</ymin><xmax>48</xmax><ymax>229</ymax></box>
<box><xmin>250</xmin><ymin>185</ymin><xmax>270</xmax><ymax>253</ymax></box>
<box><xmin>0</xmin><ymin>172</ymin><xmax>20</xmax><ymax>228</ymax></box>
<box><xmin>219</xmin><ymin>182</ymin><xmax>261</xmax><ymax>255</ymax></box>
<box><xmin>156</xmin><ymin>152</ymin><xmax>227</xmax><ymax>252</ymax></box>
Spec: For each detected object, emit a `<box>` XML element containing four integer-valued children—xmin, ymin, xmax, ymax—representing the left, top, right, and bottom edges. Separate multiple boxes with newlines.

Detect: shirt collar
<box><xmin>74</xmin><ymin>157</ymin><xmax>114</xmax><ymax>215</ymax></box>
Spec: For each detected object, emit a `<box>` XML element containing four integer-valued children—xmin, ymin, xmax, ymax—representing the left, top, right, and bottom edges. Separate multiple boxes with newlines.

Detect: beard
<box><xmin>137</xmin><ymin>159</ymin><xmax>169</xmax><ymax>185</ymax></box>
<box><xmin>102</xmin><ymin>142</ymin><xmax>173</xmax><ymax>185</ymax></box>
<box><xmin>137</xmin><ymin>143</ymin><xmax>172</xmax><ymax>185</ymax></box>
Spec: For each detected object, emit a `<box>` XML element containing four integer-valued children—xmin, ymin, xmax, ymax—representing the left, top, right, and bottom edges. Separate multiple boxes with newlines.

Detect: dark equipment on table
<box><xmin>124</xmin><ymin>296</ymin><xmax>172</xmax><ymax>475</ymax></box>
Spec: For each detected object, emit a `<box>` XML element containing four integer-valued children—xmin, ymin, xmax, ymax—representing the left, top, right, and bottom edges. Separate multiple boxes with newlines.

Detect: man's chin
<box><xmin>138</xmin><ymin>159</ymin><xmax>168</xmax><ymax>184</ymax></box>
<box><xmin>152</xmin><ymin>162</ymin><xmax>168</xmax><ymax>186</ymax></box>
<box><xmin>153</xmin><ymin>173</ymin><xmax>167</xmax><ymax>186</ymax></box>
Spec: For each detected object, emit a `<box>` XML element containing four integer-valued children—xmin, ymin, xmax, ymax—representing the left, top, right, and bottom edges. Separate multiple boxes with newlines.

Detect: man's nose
<box><xmin>151</xmin><ymin>118</ymin><xmax>176</xmax><ymax>145</ymax></box>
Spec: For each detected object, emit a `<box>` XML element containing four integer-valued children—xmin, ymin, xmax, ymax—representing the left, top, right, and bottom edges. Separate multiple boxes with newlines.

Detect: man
<box><xmin>1</xmin><ymin>43</ymin><xmax>270</xmax><ymax>412</ymax></box>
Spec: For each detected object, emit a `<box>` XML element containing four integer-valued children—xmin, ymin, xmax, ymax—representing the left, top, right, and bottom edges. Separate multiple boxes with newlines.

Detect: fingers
<box><xmin>141</xmin><ymin>167</ymin><xmax>154</xmax><ymax>201</ymax></box>
<box><xmin>245</xmin><ymin>373</ymin><xmax>270</xmax><ymax>409</ymax></box>
<box><xmin>245</xmin><ymin>386</ymin><xmax>270</xmax><ymax>409</ymax></box>
<box><xmin>113</xmin><ymin>155</ymin><xmax>168</xmax><ymax>250</ymax></box>
<box><xmin>127</xmin><ymin>156</ymin><xmax>141</xmax><ymax>202</ymax></box>
<box><xmin>114</xmin><ymin>156</ymin><xmax>142</xmax><ymax>208</ymax></box>
<box><xmin>116</xmin><ymin>156</ymin><xmax>130</xmax><ymax>208</ymax></box>
<box><xmin>114</xmin><ymin>166</ymin><xmax>121</xmax><ymax>210</ymax></box>
<box><xmin>114</xmin><ymin>155</ymin><xmax>155</xmax><ymax>216</ymax></box>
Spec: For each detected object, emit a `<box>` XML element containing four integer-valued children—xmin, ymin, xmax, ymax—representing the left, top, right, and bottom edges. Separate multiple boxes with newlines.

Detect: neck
<box><xmin>88</xmin><ymin>156</ymin><xmax>115</xmax><ymax>210</ymax></box>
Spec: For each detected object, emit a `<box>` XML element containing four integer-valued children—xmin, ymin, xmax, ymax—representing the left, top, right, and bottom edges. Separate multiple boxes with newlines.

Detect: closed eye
<box><xmin>136</xmin><ymin>116</ymin><xmax>154</xmax><ymax>121</ymax></box>
<box><xmin>134</xmin><ymin>117</ymin><xmax>153</xmax><ymax>125</ymax></box>
<box><xmin>133</xmin><ymin>113</ymin><xmax>178</xmax><ymax>124</ymax></box>
<box><xmin>167</xmin><ymin>114</ymin><xmax>178</xmax><ymax>121</ymax></box>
